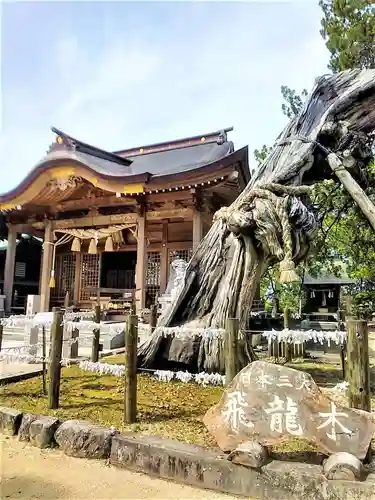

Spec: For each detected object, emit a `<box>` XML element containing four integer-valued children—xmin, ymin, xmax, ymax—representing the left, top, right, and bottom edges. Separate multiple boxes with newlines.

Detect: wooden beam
<box><xmin>47</xmin><ymin>208</ymin><xmax>191</xmax><ymax>231</ymax></box>
<box><xmin>56</xmin><ymin>195</ymin><xmax>137</xmax><ymax>211</ymax></box>
<box><xmin>147</xmin><ymin>207</ymin><xmax>192</xmax><ymax>221</ymax></box>
<box><xmin>51</xmin><ymin>213</ymin><xmax>137</xmax><ymax>230</ymax></box>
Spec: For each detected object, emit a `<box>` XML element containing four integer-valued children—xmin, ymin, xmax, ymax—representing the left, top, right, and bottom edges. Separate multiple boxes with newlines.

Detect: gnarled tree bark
<box><xmin>139</xmin><ymin>69</ymin><xmax>375</xmax><ymax>373</ymax></box>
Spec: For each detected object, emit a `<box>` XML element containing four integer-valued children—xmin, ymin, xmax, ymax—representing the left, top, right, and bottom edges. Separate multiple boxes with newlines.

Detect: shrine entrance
<box><xmin>100</xmin><ymin>251</ymin><xmax>136</xmax><ymax>290</ymax></box>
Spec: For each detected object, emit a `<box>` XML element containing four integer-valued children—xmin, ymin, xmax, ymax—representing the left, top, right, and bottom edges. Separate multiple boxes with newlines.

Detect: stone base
<box><xmin>55</xmin><ymin>420</ymin><xmax>112</xmax><ymax>459</ymax></box>
<box><xmin>1</xmin><ymin>407</ymin><xmax>375</xmax><ymax>499</ymax></box>
<box><xmin>110</xmin><ymin>433</ymin><xmax>375</xmax><ymax>500</ymax></box>
<box><xmin>29</xmin><ymin>416</ymin><xmax>59</xmax><ymax>448</ymax></box>
<box><xmin>227</xmin><ymin>440</ymin><xmax>268</xmax><ymax>468</ymax></box>
<box><xmin>0</xmin><ymin>407</ymin><xmax>22</xmax><ymax>435</ymax></box>
<box><xmin>323</xmin><ymin>452</ymin><xmax>364</xmax><ymax>481</ymax></box>
<box><xmin>18</xmin><ymin>413</ymin><xmax>39</xmax><ymax>441</ymax></box>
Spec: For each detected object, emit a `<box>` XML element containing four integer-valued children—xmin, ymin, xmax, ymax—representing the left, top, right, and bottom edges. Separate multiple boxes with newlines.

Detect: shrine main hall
<box><xmin>0</xmin><ymin>127</ymin><xmax>250</xmax><ymax>316</ymax></box>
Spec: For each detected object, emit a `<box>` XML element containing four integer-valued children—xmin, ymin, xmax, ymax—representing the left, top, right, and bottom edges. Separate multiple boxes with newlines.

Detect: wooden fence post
<box><xmin>91</xmin><ymin>305</ymin><xmax>101</xmax><ymax>363</ymax></box>
<box><xmin>225</xmin><ymin>318</ymin><xmax>239</xmax><ymax>386</ymax></box>
<box><xmin>347</xmin><ymin>319</ymin><xmax>371</xmax><ymax>411</ymax></box>
<box><xmin>48</xmin><ymin>307</ymin><xmax>64</xmax><ymax>409</ymax></box>
<box><xmin>42</xmin><ymin>325</ymin><xmax>47</xmax><ymax>395</ymax></box>
<box><xmin>283</xmin><ymin>307</ymin><xmax>292</xmax><ymax>362</ymax></box>
<box><xmin>150</xmin><ymin>304</ymin><xmax>157</xmax><ymax>332</ymax></box>
<box><xmin>124</xmin><ymin>314</ymin><xmax>138</xmax><ymax>424</ymax></box>
<box><xmin>346</xmin><ymin>318</ymin><xmax>372</xmax><ymax>462</ymax></box>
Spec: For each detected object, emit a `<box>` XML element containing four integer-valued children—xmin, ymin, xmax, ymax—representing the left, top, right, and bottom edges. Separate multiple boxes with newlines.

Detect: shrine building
<box><xmin>0</xmin><ymin>127</ymin><xmax>250</xmax><ymax>317</ymax></box>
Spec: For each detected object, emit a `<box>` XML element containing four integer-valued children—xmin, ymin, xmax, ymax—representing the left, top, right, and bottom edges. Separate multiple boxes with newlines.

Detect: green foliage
<box><xmin>352</xmin><ymin>290</ymin><xmax>375</xmax><ymax>319</ymax></box>
<box><xmin>320</xmin><ymin>0</ymin><xmax>375</xmax><ymax>72</ymax></box>
<box><xmin>281</xmin><ymin>86</ymin><xmax>308</xmax><ymax>119</ymax></box>
<box><xmin>260</xmin><ymin>265</ymin><xmax>303</xmax><ymax>315</ymax></box>
<box><xmin>310</xmin><ymin>157</ymin><xmax>375</xmax><ymax>282</ymax></box>
<box><xmin>253</xmin><ymin>144</ymin><xmax>273</xmax><ymax>168</ymax></box>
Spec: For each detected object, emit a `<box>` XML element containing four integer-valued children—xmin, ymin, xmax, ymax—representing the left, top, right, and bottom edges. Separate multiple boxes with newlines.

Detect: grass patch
<box><xmin>0</xmin><ymin>355</ymin><xmax>373</xmax><ymax>455</ymax></box>
<box><xmin>0</xmin><ymin>360</ymin><xmax>221</xmax><ymax>448</ymax></box>
<box><xmin>286</xmin><ymin>360</ymin><xmax>344</xmax><ymax>387</ymax></box>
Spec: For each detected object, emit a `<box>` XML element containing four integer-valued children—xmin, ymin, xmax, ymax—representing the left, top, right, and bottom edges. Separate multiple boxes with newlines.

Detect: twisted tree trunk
<box><xmin>139</xmin><ymin>69</ymin><xmax>375</xmax><ymax>373</ymax></box>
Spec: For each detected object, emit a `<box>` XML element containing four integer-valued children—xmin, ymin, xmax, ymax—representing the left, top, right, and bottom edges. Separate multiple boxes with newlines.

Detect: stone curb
<box><xmin>0</xmin><ymin>369</ymin><xmax>44</xmax><ymax>385</ymax></box>
<box><xmin>0</xmin><ymin>406</ymin><xmax>374</xmax><ymax>499</ymax></box>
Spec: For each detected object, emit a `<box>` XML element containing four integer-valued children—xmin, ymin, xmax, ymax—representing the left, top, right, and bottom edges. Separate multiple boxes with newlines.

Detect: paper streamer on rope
<box><xmin>1</xmin><ymin>311</ymin><xmax>95</xmax><ymax>329</ymax></box>
<box><xmin>0</xmin><ymin>345</ymin><xmax>79</xmax><ymax>366</ymax></box>
<box><xmin>262</xmin><ymin>328</ymin><xmax>347</xmax><ymax>347</ymax></box>
<box><xmin>153</xmin><ymin>369</ymin><xmax>226</xmax><ymax>386</ymax></box>
<box><xmin>1</xmin><ymin>314</ymin><xmax>225</xmax><ymax>341</ymax></box>
<box><xmin>78</xmin><ymin>361</ymin><xmax>225</xmax><ymax>386</ymax></box>
<box><xmin>79</xmin><ymin>360</ymin><xmax>125</xmax><ymax>377</ymax></box>
<box><xmin>155</xmin><ymin>326</ymin><xmax>225</xmax><ymax>340</ymax></box>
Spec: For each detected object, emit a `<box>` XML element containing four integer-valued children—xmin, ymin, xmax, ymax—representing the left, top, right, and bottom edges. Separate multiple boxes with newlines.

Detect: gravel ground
<box><xmin>0</xmin><ymin>435</ymin><xmax>240</xmax><ymax>500</ymax></box>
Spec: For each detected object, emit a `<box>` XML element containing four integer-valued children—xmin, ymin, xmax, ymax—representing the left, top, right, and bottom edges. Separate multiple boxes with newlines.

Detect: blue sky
<box><xmin>1</xmin><ymin>1</ymin><xmax>329</xmax><ymax>193</ymax></box>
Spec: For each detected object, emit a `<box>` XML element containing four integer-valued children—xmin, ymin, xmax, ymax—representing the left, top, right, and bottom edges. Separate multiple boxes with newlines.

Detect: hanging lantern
<box><xmin>104</xmin><ymin>235</ymin><xmax>114</xmax><ymax>252</ymax></box>
<box><xmin>88</xmin><ymin>238</ymin><xmax>97</xmax><ymax>254</ymax></box>
<box><xmin>310</xmin><ymin>290</ymin><xmax>315</xmax><ymax>298</ymax></box>
<box><xmin>328</xmin><ymin>290</ymin><xmax>334</xmax><ymax>298</ymax></box>
<box><xmin>71</xmin><ymin>237</ymin><xmax>81</xmax><ymax>252</ymax></box>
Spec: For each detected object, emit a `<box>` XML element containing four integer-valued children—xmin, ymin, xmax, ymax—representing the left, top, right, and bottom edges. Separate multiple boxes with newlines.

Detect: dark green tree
<box><xmin>256</xmin><ymin>1</ymin><xmax>375</xmax><ymax>314</ymax></box>
<box><xmin>320</xmin><ymin>0</ymin><xmax>375</xmax><ymax>72</ymax></box>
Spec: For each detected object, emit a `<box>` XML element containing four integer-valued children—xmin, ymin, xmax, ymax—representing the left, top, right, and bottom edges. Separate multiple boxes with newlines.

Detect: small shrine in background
<box><xmin>0</xmin><ymin>127</ymin><xmax>250</xmax><ymax>319</ymax></box>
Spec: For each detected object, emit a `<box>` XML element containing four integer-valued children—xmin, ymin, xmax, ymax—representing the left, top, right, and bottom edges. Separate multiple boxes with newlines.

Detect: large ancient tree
<box><xmin>138</xmin><ymin>69</ymin><xmax>375</xmax><ymax>373</ymax></box>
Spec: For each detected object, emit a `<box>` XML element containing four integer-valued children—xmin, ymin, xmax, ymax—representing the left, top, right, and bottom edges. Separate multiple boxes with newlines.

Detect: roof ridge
<box><xmin>113</xmin><ymin>127</ymin><xmax>234</xmax><ymax>156</ymax></box>
<box><xmin>50</xmin><ymin>127</ymin><xmax>132</xmax><ymax>167</ymax></box>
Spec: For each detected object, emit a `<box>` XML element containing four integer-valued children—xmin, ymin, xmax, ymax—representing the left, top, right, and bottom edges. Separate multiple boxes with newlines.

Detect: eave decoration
<box><xmin>48</xmin><ymin>175</ymin><xmax>82</xmax><ymax>191</ymax></box>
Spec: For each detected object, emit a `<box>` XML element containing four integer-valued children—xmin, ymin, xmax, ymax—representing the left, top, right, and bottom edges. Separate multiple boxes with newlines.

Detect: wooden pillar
<box><xmin>135</xmin><ymin>206</ymin><xmax>147</xmax><ymax>313</ymax></box>
<box><xmin>73</xmin><ymin>252</ymin><xmax>82</xmax><ymax>305</ymax></box>
<box><xmin>4</xmin><ymin>225</ymin><xmax>17</xmax><ymax>313</ymax></box>
<box><xmin>160</xmin><ymin>220</ymin><xmax>168</xmax><ymax>293</ymax></box>
<box><xmin>40</xmin><ymin>221</ymin><xmax>54</xmax><ymax>312</ymax></box>
<box><xmin>193</xmin><ymin>209</ymin><xmax>203</xmax><ymax>252</ymax></box>
<box><xmin>192</xmin><ymin>188</ymin><xmax>203</xmax><ymax>252</ymax></box>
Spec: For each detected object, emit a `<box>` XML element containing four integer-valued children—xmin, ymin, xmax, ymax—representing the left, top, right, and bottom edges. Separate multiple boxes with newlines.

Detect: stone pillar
<box><xmin>160</xmin><ymin>220</ymin><xmax>168</xmax><ymax>294</ymax></box>
<box><xmin>135</xmin><ymin>207</ymin><xmax>147</xmax><ymax>313</ymax></box>
<box><xmin>4</xmin><ymin>225</ymin><xmax>17</xmax><ymax>313</ymax></box>
<box><xmin>39</xmin><ymin>221</ymin><xmax>54</xmax><ymax>312</ymax></box>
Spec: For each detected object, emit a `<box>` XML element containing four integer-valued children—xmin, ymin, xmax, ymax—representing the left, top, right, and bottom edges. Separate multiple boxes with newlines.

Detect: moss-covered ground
<box><xmin>0</xmin><ymin>356</ymin><xmax>373</xmax><ymax>455</ymax></box>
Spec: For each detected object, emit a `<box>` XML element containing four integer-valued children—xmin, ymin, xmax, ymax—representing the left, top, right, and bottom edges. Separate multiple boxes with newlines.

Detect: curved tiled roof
<box><xmin>0</xmin><ymin>127</ymin><xmax>249</xmax><ymax>207</ymax></box>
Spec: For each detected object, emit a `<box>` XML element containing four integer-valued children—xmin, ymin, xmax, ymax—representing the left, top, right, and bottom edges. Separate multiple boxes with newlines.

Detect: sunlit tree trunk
<box><xmin>139</xmin><ymin>69</ymin><xmax>375</xmax><ymax>373</ymax></box>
